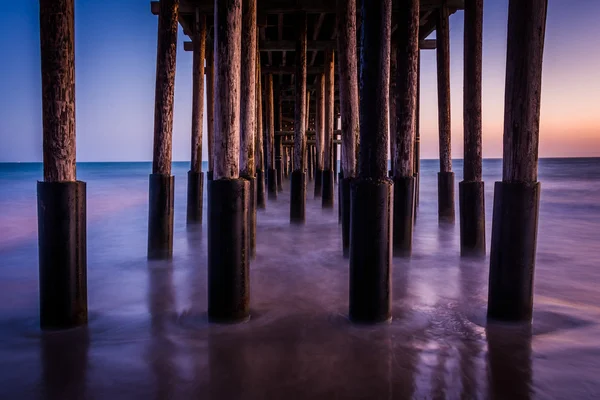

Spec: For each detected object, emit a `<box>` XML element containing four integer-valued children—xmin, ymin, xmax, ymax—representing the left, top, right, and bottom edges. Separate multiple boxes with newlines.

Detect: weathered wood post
<box><xmin>290</xmin><ymin>12</ymin><xmax>308</xmax><ymax>223</ymax></box>
<box><xmin>274</xmin><ymin>81</ymin><xmax>284</xmax><ymax>191</ymax></box>
<box><xmin>38</xmin><ymin>0</ymin><xmax>87</xmax><ymax>329</ymax></box>
<box><xmin>314</xmin><ymin>73</ymin><xmax>325</xmax><ymax>198</ymax></box>
<box><xmin>207</xmin><ymin>46</ymin><xmax>215</xmax><ymax>181</ymax></box>
<box><xmin>389</xmin><ymin>41</ymin><xmax>397</xmax><ymax>178</ymax></box>
<box><xmin>337</xmin><ymin>0</ymin><xmax>359</xmax><ymax>257</ymax></box>
<box><xmin>436</xmin><ymin>5</ymin><xmax>455</xmax><ymax>223</ymax></box>
<box><xmin>187</xmin><ymin>11</ymin><xmax>206</xmax><ymax>225</ymax></box>
<box><xmin>414</xmin><ymin>51</ymin><xmax>421</xmax><ymax>211</ymax></box>
<box><xmin>265</xmin><ymin>73</ymin><xmax>277</xmax><ymax>199</ymax></box>
<box><xmin>255</xmin><ymin>47</ymin><xmax>266</xmax><ymax>209</ymax></box>
<box><xmin>240</xmin><ymin>0</ymin><xmax>257</xmax><ymax>258</ymax></box>
<box><xmin>350</xmin><ymin>0</ymin><xmax>393</xmax><ymax>323</ymax></box>
<box><xmin>392</xmin><ymin>0</ymin><xmax>419</xmax><ymax>256</ymax></box>
<box><xmin>208</xmin><ymin>0</ymin><xmax>250</xmax><ymax>322</ymax></box>
<box><xmin>460</xmin><ymin>0</ymin><xmax>485</xmax><ymax>256</ymax></box>
<box><xmin>306</xmin><ymin>91</ymin><xmax>313</xmax><ymax>181</ymax></box>
<box><xmin>148</xmin><ymin>0</ymin><xmax>178</xmax><ymax>259</ymax></box>
<box><xmin>488</xmin><ymin>0</ymin><xmax>547</xmax><ymax>322</ymax></box>
<box><xmin>322</xmin><ymin>48</ymin><xmax>335</xmax><ymax>208</ymax></box>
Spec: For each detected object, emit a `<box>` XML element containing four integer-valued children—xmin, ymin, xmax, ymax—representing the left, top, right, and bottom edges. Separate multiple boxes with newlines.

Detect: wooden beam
<box><xmin>310</xmin><ymin>13</ymin><xmax>326</xmax><ymax>66</ymax></box>
<box><xmin>152</xmin><ymin>0</ymin><xmax>464</xmax><ymax>15</ymax></box>
<box><xmin>259</xmin><ymin>39</ymin><xmax>335</xmax><ymax>51</ymax></box>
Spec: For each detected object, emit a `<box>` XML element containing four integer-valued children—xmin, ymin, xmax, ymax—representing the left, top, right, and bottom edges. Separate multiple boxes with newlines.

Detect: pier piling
<box><xmin>187</xmin><ymin>12</ymin><xmax>206</xmax><ymax>225</ymax></box>
<box><xmin>148</xmin><ymin>0</ymin><xmax>178</xmax><ymax>259</ymax></box>
<box><xmin>290</xmin><ymin>12</ymin><xmax>308</xmax><ymax>223</ymax></box>
<box><xmin>488</xmin><ymin>0</ymin><xmax>547</xmax><ymax>322</ymax></box>
<box><xmin>459</xmin><ymin>0</ymin><xmax>485</xmax><ymax>257</ymax></box>
<box><xmin>38</xmin><ymin>0</ymin><xmax>87</xmax><ymax>330</ymax></box>
<box><xmin>208</xmin><ymin>0</ymin><xmax>249</xmax><ymax>322</ymax></box>
<box><xmin>436</xmin><ymin>5</ymin><xmax>455</xmax><ymax>224</ymax></box>
<box><xmin>265</xmin><ymin>73</ymin><xmax>278</xmax><ymax>200</ymax></box>
<box><xmin>314</xmin><ymin>74</ymin><xmax>325</xmax><ymax>198</ymax></box>
<box><xmin>255</xmin><ymin>48</ymin><xmax>266</xmax><ymax>209</ymax></box>
<box><xmin>350</xmin><ymin>0</ymin><xmax>393</xmax><ymax>323</ymax></box>
<box><xmin>322</xmin><ymin>48</ymin><xmax>335</xmax><ymax>208</ymax></box>
<box><xmin>392</xmin><ymin>0</ymin><xmax>419</xmax><ymax>257</ymax></box>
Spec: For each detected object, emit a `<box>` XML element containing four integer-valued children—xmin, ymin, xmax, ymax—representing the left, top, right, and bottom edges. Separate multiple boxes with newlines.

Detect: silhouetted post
<box><xmin>337</xmin><ymin>0</ymin><xmax>359</xmax><ymax>257</ymax></box>
<box><xmin>255</xmin><ymin>48</ymin><xmax>266</xmax><ymax>209</ymax></box>
<box><xmin>314</xmin><ymin>73</ymin><xmax>325</xmax><ymax>197</ymax></box>
<box><xmin>392</xmin><ymin>0</ymin><xmax>419</xmax><ymax>256</ymax></box>
<box><xmin>389</xmin><ymin>42</ymin><xmax>397</xmax><ymax>178</ymax></box>
<box><xmin>350</xmin><ymin>0</ymin><xmax>393</xmax><ymax>323</ymax></box>
<box><xmin>208</xmin><ymin>0</ymin><xmax>250</xmax><ymax>322</ymax></box>
<box><xmin>306</xmin><ymin>91</ymin><xmax>313</xmax><ymax>180</ymax></box>
<box><xmin>274</xmin><ymin>81</ymin><xmax>284</xmax><ymax>191</ymax></box>
<box><xmin>488</xmin><ymin>0</ymin><xmax>547</xmax><ymax>322</ymax></box>
<box><xmin>265</xmin><ymin>74</ymin><xmax>277</xmax><ymax>199</ymax></box>
<box><xmin>290</xmin><ymin>12</ymin><xmax>308</xmax><ymax>223</ymax></box>
<box><xmin>148</xmin><ymin>0</ymin><xmax>178</xmax><ymax>259</ymax></box>
<box><xmin>436</xmin><ymin>6</ymin><xmax>455</xmax><ymax>223</ymax></box>
<box><xmin>37</xmin><ymin>0</ymin><xmax>87</xmax><ymax>330</ymax></box>
<box><xmin>322</xmin><ymin>48</ymin><xmax>335</xmax><ymax>208</ymax></box>
<box><xmin>414</xmin><ymin>51</ymin><xmax>421</xmax><ymax>210</ymax></box>
<box><xmin>283</xmin><ymin>146</ymin><xmax>289</xmax><ymax>178</ymax></box>
<box><xmin>459</xmin><ymin>0</ymin><xmax>485</xmax><ymax>256</ymax></box>
<box><xmin>187</xmin><ymin>12</ymin><xmax>206</xmax><ymax>225</ymax></box>
<box><xmin>207</xmin><ymin>47</ymin><xmax>215</xmax><ymax>181</ymax></box>
<box><xmin>240</xmin><ymin>0</ymin><xmax>257</xmax><ymax>258</ymax></box>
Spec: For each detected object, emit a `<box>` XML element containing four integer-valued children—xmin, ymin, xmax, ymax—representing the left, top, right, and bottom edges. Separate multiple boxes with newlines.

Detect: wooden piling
<box><xmin>389</xmin><ymin>42</ymin><xmax>397</xmax><ymax>177</ymax></box>
<box><xmin>337</xmin><ymin>0</ymin><xmax>360</xmax><ymax>257</ymax></box>
<box><xmin>436</xmin><ymin>5</ymin><xmax>455</xmax><ymax>223</ymax></box>
<box><xmin>240</xmin><ymin>0</ymin><xmax>257</xmax><ymax>258</ymax></box>
<box><xmin>322</xmin><ymin>47</ymin><xmax>335</xmax><ymax>208</ymax></box>
<box><xmin>350</xmin><ymin>0</ymin><xmax>393</xmax><ymax>323</ymax></box>
<box><xmin>488</xmin><ymin>0</ymin><xmax>547</xmax><ymax>322</ymax></box>
<box><xmin>265</xmin><ymin>73</ymin><xmax>277</xmax><ymax>199</ymax></box>
<box><xmin>290</xmin><ymin>12</ymin><xmax>308</xmax><ymax>223</ymax></box>
<box><xmin>148</xmin><ymin>0</ymin><xmax>178</xmax><ymax>259</ymax></box>
<box><xmin>414</xmin><ymin>51</ymin><xmax>421</xmax><ymax>209</ymax></box>
<box><xmin>306</xmin><ymin>90</ymin><xmax>312</xmax><ymax>180</ymax></box>
<box><xmin>206</xmin><ymin>47</ymin><xmax>215</xmax><ymax>180</ymax></box>
<box><xmin>460</xmin><ymin>0</ymin><xmax>485</xmax><ymax>256</ymax></box>
<box><xmin>392</xmin><ymin>0</ymin><xmax>419</xmax><ymax>256</ymax></box>
<box><xmin>38</xmin><ymin>0</ymin><xmax>87</xmax><ymax>329</ymax></box>
<box><xmin>274</xmin><ymin>81</ymin><xmax>284</xmax><ymax>191</ymax></box>
<box><xmin>314</xmin><ymin>73</ymin><xmax>325</xmax><ymax>198</ymax></box>
<box><xmin>187</xmin><ymin>12</ymin><xmax>206</xmax><ymax>225</ymax></box>
<box><xmin>208</xmin><ymin>0</ymin><xmax>250</xmax><ymax>322</ymax></box>
<box><xmin>255</xmin><ymin>48</ymin><xmax>266</xmax><ymax>209</ymax></box>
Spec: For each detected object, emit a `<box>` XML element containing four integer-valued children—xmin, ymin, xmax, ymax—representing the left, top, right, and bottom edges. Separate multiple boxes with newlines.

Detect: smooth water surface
<box><xmin>0</xmin><ymin>159</ymin><xmax>599</xmax><ymax>399</ymax></box>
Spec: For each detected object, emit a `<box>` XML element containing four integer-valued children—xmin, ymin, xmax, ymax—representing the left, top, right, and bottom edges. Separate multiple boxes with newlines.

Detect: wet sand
<box><xmin>1</xmin><ymin>160</ymin><xmax>599</xmax><ymax>399</ymax></box>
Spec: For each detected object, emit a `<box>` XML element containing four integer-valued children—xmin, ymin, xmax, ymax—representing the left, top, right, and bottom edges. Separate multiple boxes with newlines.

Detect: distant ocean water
<box><xmin>1</xmin><ymin>158</ymin><xmax>599</xmax><ymax>398</ymax></box>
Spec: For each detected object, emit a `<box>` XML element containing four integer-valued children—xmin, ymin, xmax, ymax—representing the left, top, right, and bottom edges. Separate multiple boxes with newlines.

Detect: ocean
<box><xmin>0</xmin><ymin>158</ymin><xmax>599</xmax><ymax>399</ymax></box>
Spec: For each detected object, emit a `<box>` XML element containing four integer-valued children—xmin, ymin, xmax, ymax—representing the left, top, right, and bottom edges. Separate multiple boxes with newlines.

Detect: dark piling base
<box><xmin>207</xmin><ymin>170</ymin><xmax>214</xmax><ymax>181</ymax></box>
<box><xmin>437</xmin><ymin>172</ymin><xmax>455</xmax><ymax>223</ymax></box>
<box><xmin>208</xmin><ymin>178</ymin><xmax>250</xmax><ymax>323</ymax></box>
<box><xmin>267</xmin><ymin>168</ymin><xmax>277</xmax><ymax>200</ymax></box>
<box><xmin>276</xmin><ymin>159</ymin><xmax>283</xmax><ymax>191</ymax></box>
<box><xmin>37</xmin><ymin>181</ymin><xmax>87</xmax><ymax>330</ymax></box>
<box><xmin>186</xmin><ymin>171</ymin><xmax>204</xmax><ymax>224</ymax></box>
<box><xmin>147</xmin><ymin>174</ymin><xmax>174</xmax><ymax>260</ymax></box>
<box><xmin>389</xmin><ymin>170</ymin><xmax>393</xmax><ymax>178</ymax></box>
<box><xmin>349</xmin><ymin>178</ymin><xmax>393</xmax><ymax>323</ymax></box>
<box><xmin>256</xmin><ymin>169</ymin><xmax>266</xmax><ymax>209</ymax></box>
<box><xmin>488</xmin><ymin>181</ymin><xmax>541</xmax><ymax>322</ymax></box>
<box><xmin>314</xmin><ymin>169</ymin><xmax>323</xmax><ymax>198</ymax></box>
<box><xmin>393</xmin><ymin>176</ymin><xmax>415</xmax><ymax>257</ymax></box>
<box><xmin>459</xmin><ymin>181</ymin><xmax>486</xmax><ymax>257</ymax></box>
<box><xmin>242</xmin><ymin>175</ymin><xmax>257</xmax><ymax>259</ymax></box>
<box><xmin>338</xmin><ymin>172</ymin><xmax>343</xmax><ymax>223</ymax></box>
<box><xmin>341</xmin><ymin>177</ymin><xmax>352</xmax><ymax>258</ymax></box>
<box><xmin>290</xmin><ymin>170</ymin><xmax>306</xmax><ymax>224</ymax></box>
<box><xmin>322</xmin><ymin>169</ymin><xmax>335</xmax><ymax>208</ymax></box>
<box><xmin>413</xmin><ymin>172</ymin><xmax>419</xmax><ymax>221</ymax></box>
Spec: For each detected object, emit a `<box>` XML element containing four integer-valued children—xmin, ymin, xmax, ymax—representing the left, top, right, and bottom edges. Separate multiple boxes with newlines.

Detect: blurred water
<box><xmin>0</xmin><ymin>159</ymin><xmax>599</xmax><ymax>399</ymax></box>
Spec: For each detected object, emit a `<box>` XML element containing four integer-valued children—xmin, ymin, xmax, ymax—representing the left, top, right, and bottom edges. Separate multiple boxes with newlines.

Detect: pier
<box><xmin>26</xmin><ymin>0</ymin><xmax>554</xmax><ymax>396</ymax></box>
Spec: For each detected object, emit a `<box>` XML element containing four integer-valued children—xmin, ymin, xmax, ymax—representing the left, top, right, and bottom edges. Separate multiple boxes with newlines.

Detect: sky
<box><xmin>0</xmin><ymin>0</ymin><xmax>599</xmax><ymax>163</ymax></box>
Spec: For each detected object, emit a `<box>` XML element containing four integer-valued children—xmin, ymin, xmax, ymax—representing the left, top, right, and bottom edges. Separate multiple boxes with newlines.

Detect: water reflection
<box><xmin>41</xmin><ymin>327</ymin><xmax>89</xmax><ymax>400</ymax></box>
<box><xmin>486</xmin><ymin>322</ymin><xmax>533</xmax><ymax>400</ymax></box>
